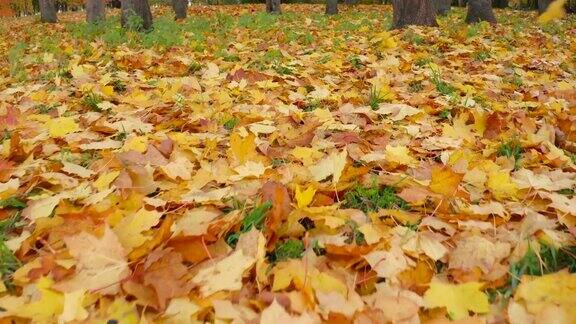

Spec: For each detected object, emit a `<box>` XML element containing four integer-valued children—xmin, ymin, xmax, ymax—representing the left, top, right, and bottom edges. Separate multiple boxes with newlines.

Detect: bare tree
<box><xmin>538</xmin><ymin>0</ymin><xmax>553</xmax><ymax>13</ymax></box>
<box><xmin>39</xmin><ymin>0</ymin><xmax>57</xmax><ymax>23</ymax></box>
<box><xmin>266</xmin><ymin>0</ymin><xmax>281</xmax><ymax>14</ymax></box>
<box><xmin>435</xmin><ymin>0</ymin><xmax>452</xmax><ymax>15</ymax></box>
<box><xmin>326</xmin><ymin>0</ymin><xmax>338</xmax><ymax>15</ymax></box>
<box><xmin>121</xmin><ymin>0</ymin><xmax>153</xmax><ymax>30</ymax></box>
<box><xmin>172</xmin><ymin>0</ymin><xmax>187</xmax><ymax>19</ymax></box>
<box><xmin>465</xmin><ymin>0</ymin><xmax>497</xmax><ymax>24</ymax></box>
<box><xmin>86</xmin><ymin>0</ymin><xmax>106</xmax><ymax>23</ymax></box>
<box><xmin>392</xmin><ymin>0</ymin><xmax>438</xmax><ymax>29</ymax></box>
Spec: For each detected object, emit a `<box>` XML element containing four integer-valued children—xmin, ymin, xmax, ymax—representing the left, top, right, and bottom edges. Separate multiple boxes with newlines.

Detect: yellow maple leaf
<box><xmin>113</xmin><ymin>208</ymin><xmax>162</xmax><ymax>249</ymax></box>
<box><xmin>295</xmin><ymin>185</ymin><xmax>316</xmax><ymax>209</ymax></box>
<box><xmin>123</xmin><ymin>136</ymin><xmax>148</xmax><ymax>153</ymax></box>
<box><xmin>538</xmin><ymin>0</ymin><xmax>567</xmax><ymax>24</ymax></box>
<box><xmin>47</xmin><ymin>117</ymin><xmax>79</xmax><ymax>138</ymax></box>
<box><xmin>429</xmin><ymin>167</ymin><xmax>463</xmax><ymax>196</ymax></box>
<box><xmin>229</xmin><ymin>131</ymin><xmax>258</xmax><ymax>164</ymax></box>
<box><xmin>424</xmin><ymin>280</ymin><xmax>489</xmax><ymax>320</ymax></box>
<box><xmin>15</xmin><ymin>277</ymin><xmax>64</xmax><ymax>322</ymax></box>
<box><xmin>514</xmin><ymin>271</ymin><xmax>576</xmax><ymax>322</ymax></box>
<box><xmin>487</xmin><ymin>171</ymin><xmax>518</xmax><ymax>201</ymax></box>
<box><xmin>93</xmin><ymin>171</ymin><xmax>120</xmax><ymax>191</ymax></box>
<box><xmin>59</xmin><ymin>289</ymin><xmax>89</xmax><ymax>323</ymax></box>
<box><xmin>385</xmin><ymin>145</ymin><xmax>418</xmax><ymax>167</ymax></box>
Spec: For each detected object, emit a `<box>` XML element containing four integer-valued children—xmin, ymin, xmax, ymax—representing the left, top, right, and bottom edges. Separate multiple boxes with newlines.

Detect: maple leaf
<box><xmin>424</xmin><ymin>280</ymin><xmax>489</xmax><ymax>320</ymax></box>
<box><xmin>191</xmin><ymin>249</ymin><xmax>255</xmax><ymax>297</ymax></box>
<box><xmin>55</xmin><ymin>227</ymin><xmax>130</xmax><ymax>295</ymax></box>
<box><xmin>309</xmin><ymin>149</ymin><xmax>347</xmax><ymax>184</ymax></box>
<box><xmin>113</xmin><ymin>208</ymin><xmax>162</xmax><ymax>250</ymax></box>
<box><xmin>143</xmin><ymin>248</ymin><xmax>191</xmax><ymax>310</ymax></box>
<box><xmin>295</xmin><ymin>185</ymin><xmax>316</xmax><ymax>209</ymax></box>
<box><xmin>429</xmin><ymin>167</ymin><xmax>463</xmax><ymax>196</ymax></box>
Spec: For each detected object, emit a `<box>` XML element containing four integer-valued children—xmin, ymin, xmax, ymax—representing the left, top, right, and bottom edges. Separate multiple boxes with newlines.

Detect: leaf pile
<box><xmin>0</xmin><ymin>4</ymin><xmax>576</xmax><ymax>323</ymax></box>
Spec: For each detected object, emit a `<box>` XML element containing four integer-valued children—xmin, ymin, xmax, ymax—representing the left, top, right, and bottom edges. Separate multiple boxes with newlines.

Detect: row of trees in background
<box><xmin>28</xmin><ymin>0</ymin><xmax>568</xmax><ymax>30</ymax></box>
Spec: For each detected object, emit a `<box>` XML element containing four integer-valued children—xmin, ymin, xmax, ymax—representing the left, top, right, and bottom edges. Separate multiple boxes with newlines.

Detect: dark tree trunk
<box><xmin>86</xmin><ymin>0</ymin><xmax>105</xmax><ymax>23</ymax></box>
<box><xmin>435</xmin><ymin>0</ymin><xmax>451</xmax><ymax>15</ymax></box>
<box><xmin>538</xmin><ymin>0</ymin><xmax>552</xmax><ymax>13</ymax></box>
<box><xmin>326</xmin><ymin>0</ymin><xmax>338</xmax><ymax>14</ymax></box>
<box><xmin>39</xmin><ymin>0</ymin><xmax>57</xmax><ymax>23</ymax></box>
<box><xmin>172</xmin><ymin>0</ymin><xmax>187</xmax><ymax>19</ymax></box>
<box><xmin>465</xmin><ymin>0</ymin><xmax>496</xmax><ymax>24</ymax></box>
<box><xmin>392</xmin><ymin>0</ymin><xmax>438</xmax><ymax>29</ymax></box>
<box><xmin>266</xmin><ymin>0</ymin><xmax>281</xmax><ymax>13</ymax></box>
<box><xmin>121</xmin><ymin>0</ymin><xmax>153</xmax><ymax>31</ymax></box>
<box><xmin>493</xmin><ymin>0</ymin><xmax>508</xmax><ymax>8</ymax></box>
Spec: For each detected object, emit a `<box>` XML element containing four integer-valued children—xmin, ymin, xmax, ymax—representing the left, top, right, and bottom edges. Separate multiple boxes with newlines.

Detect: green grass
<box><xmin>344</xmin><ymin>184</ymin><xmax>409</xmax><ymax>213</ymax></box>
<box><xmin>368</xmin><ymin>87</ymin><xmax>384</xmax><ymax>110</ymax></box>
<box><xmin>430</xmin><ymin>69</ymin><xmax>456</xmax><ymax>96</ymax></box>
<box><xmin>223</xmin><ymin>117</ymin><xmax>239</xmax><ymax>131</ymax></box>
<box><xmin>83</xmin><ymin>93</ymin><xmax>104</xmax><ymax>112</ymax></box>
<box><xmin>226</xmin><ymin>201</ymin><xmax>273</xmax><ymax>248</ymax></box>
<box><xmin>498</xmin><ymin>140</ymin><xmax>523</xmax><ymax>169</ymax></box>
<box><xmin>271</xmin><ymin>239</ymin><xmax>304</xmax><ymax>262</ymax></box>
<box><xmin>8</xmin><ymin>42</ymin><xmax>27</xmax><ymax>81</ymax></box>
<box><xmin>0</xmin><ymin>213</ymin><xmax>23</xmax><ymax>291</ymax></box>
<box><xmin>489</xmin><ymin>242</ymin><xmax>576</xmax><ymax>302</ymax></box>
<box><xmin>0</xmin><ymin>197</ymin><xmax>26</xmax><ymax>209</ymax></box>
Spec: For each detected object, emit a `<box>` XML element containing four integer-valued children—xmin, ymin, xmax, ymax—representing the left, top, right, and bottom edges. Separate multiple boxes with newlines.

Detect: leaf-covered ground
<box><xmin>1</xmin><ymin>4</ymin><xmax>576</xmax><ymax>323</ymax></box>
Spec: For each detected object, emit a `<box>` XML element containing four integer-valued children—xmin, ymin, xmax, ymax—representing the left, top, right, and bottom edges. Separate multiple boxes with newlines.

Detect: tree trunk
<box><xmin>465</xmin><ymin>0</ymin><xmax>496</xmax><ymax>24</ymax></box>
<box><xmin>86</xmin><ymin>0</ymin><xmax>105</xmax><ymax>23</ymax></box>
<box><xmin>435</xmin><ymin>0</ymin><xmax>451</xmax><ymax>15</ymax></box>
<box><xmin>492</xmin><ymin>0</ymin><xmax>508</xmax><ymax>8</ymax></box>
<box><xmin>326</xmin><ymin>0</ymin><xmax>338</xmax><ymax>14</ymax></box>
<box><xmin>538</xmin><ymin>0</ymin><xmax>553</xmax><ymax>13</ymax></box>
<box><xmin>39</xmin><ymin>0</ymin><xmax>57</xmax><ymax>23</ymax></box>
<box><xmin>344</xmin><ymin>0</ymin><xmax>357</xmax><ymax>4</ymax></box>
<box><xmin>172</xmin><ymin>0</ymin><xmax>187</xmax><ymax>19</ymax></box>
<box><xmin>392</xmin><ymin>0</ymin><xmax>438</xmax><ymax>29</ymax></box>
<box><xmin>121</xmin><ymin>0</ymin><xmax>153</xmax><ymax>31</ymax></box>
<box><xmin>266</xmin><ymin>0</ymin><xmax>281</xmax><ymax>13</ymax></box>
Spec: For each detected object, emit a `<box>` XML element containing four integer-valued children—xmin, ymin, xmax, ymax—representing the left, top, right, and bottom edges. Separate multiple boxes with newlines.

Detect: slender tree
<box><xmin>121</xmin><ymin>0</ymin><xmax>153</xmax><ymax>30</ymax></box>
<box><xmin>326</xmin><ymin>0</ymin><xmax>338</xmax><ymax>15</ymax></box>
<box><xmin>39</xmin><ymin>0</ymin><xmax>57</xmax><ymax>23</ymax></box>
<box><xmin>392</xmin><ymin>0</ymin><xmax>438</xmax><ymax>29</ymax></box>
<box><xmin>172</xmin><ymin>0</ymin><xmax>187</xmax><ymax>19</ymax></box>
<box><xmin>493</xmin><ymin>0</ymin><xmax>509</xmax><ymax>8</ymax></box>
<box><xmin>266</xmin><ymin>0</ymin><xmax>281</xmax><ymax>14</ymax></box>
<box><xmin>538</xmin><ymin>0</ymin><xmax>553</xmax><ymax>13</ymax></box>
<box><xmin>86</xmin><ymin>0</ymin><xmax>106</xmax><ymax>23</ymax></box>
<box><xmin>435</xmin><ymin>0</ymin><xmax>451</xmax><ymax>15</ymax></box>
<box><xmin>465</xmin><ymin>0</ymin><xmax>497</xmax><ymax>24</ymax></box>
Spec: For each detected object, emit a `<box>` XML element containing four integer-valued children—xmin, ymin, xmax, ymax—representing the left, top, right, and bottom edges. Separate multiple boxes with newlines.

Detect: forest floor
<box><xmin>0</xmin><ymin>4</ymin><xmax>576</xmax><ymax>323</ymax></box>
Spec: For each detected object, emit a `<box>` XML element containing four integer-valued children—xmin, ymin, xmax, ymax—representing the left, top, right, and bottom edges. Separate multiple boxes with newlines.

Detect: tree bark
<box><xmin>326</xmin><ymin>0</ymin><xmax>338</xmax><ymax>14</ymax></box>
<box><xmin>86</xmin><ymin>0</ymin><xmax>105</xmax><ymax>23</ymax></box>
<box><xmin>39</xmin><ymin>0</ymin><xmax>57</xmax><ymax>23</ymax></box>
<box><xmin>538</xmin><ymin>0</ymin><xmax>553</xmax><ymax>13</ymax></box>
<box><xmin>392</xmin><ymin>0</ymin><xmax>438</xmax><ymax>29</ymax></box>
<box><xmin>266</xmin><ymin>0</ymin><xmax>281</xmax><ymax>13</ymax></box>
<box><xmin>435</xmin><ymin>0</ymin><xmax>451</xmax><ymax>15</ymax></box>
<box><xmin>121</xmin><ymin>0</ymin><xmax>153</xmax><ymax>31</ymax></box>
<box><xmin>465</xmin><ymin>0</ymin><xmax>496</xmax><ymax>24</ymax></box>
<box><xmin>172</xmin><ymin>0</ymin><xmax>187</xmax><ymax>19</ymax></box>
<box><xmin>492</xmin><ymin>0</ymin><xmax>508</xmax><ymax>8</ymax></box>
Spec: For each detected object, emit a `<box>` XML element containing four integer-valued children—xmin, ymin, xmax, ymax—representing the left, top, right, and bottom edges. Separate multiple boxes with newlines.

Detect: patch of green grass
<box><xmin>83</xmin><ymin>92</ymin><xmax>104</xmax><ymax>112</ymax></box>
<box><xmin>188</xmin><ymin>62</ymin><xmax>203</xmax><ymax>74</ymax></box>
<box><xmin>112</xmin><ymin>130</ymin><xmax>128</xmax><ymax>142</ymax></box>
<box><xmin>570</xmin><ymin>153</ymin><xmax>576</xmax><ymax>165</ymax></box>
<box><xmin>8</xmin><ymin>42</ymin><xmax>27</xmax><ymax>81</ymax></box>
<box><xmin>1</xmin><ymin>130</ymin><xmax>12</xmax><ymax>144</ymax></box>
<box><xmin>344</xmin><ymin>184</ymin><xmax>409</xmax><ymax>213</ymax></box>
<box><xmin>142</xmin><ymin>16</ymin><xmax>183</xmax><ymax>48</ymax></box>
<box><xmin>414</xmin><ymin>57</ymin><xmax>432</xmax><ymax>68</ymax></box>
<box><xmin>226</xmin><ymin>201</ymin><xmax>273</xmax><ymax>248</ymax></box>
<box><xmin>402</xmin><ymin>30</ymin><xmax>424</xmax><ymax>45</ymax></box>
<box><xmin>271</xmin><ymin>239</ymin><xmax>304</xmax><ymax>262</ymax></box>
<box><xmin>111</xmin><ymin>79</ymin><xmax>126</xmax><ymax>93</ymax></box>
<box><xmin>223</xmin><ymin>117</ymin><xmax>239</xmax><ymax>131</ymax></box>
<box><xmin>430</xmin><ymin>69</ymin><xmax>456</xmax><ymax>96</ymax></box>
<box><xmin>368</xmin><ymin>87</ymin><xmax>384</xmax><ymax>110</ymax></box>
<box><xmin>348</xmin><ymin>55</ymin><xmax>363</xmax><ymax>69</ymax></box>
<box><xmin>271</xmin><ymin>158</ymin><xmax>288</xmax><ymax>167</ymax></box>
<box><xmin>0</xmin><ymin>212</ymin><xmax>23</xmax><ymax>291</ymax></box>
<box><xmin>35</xmin><ymin>104</ymin><xmax>57</xmax><ymax>114</ymax></box>
<box><xmin>497</xmin><ymin>140</ymin><xmax>523</xmax><ymax>169</ymax></box>
<box><xmin>273</xmin><ymin>63</ymin><xmax>294</xmax><ymax>75</ymax></box>
<box><xmin>0</xmin><ymin>197</ymin><xmax>26</xmax><ymax>209</ymax></box>
<box><xmin>472</xmin><ymin>50</ymin><xmax>491</xmax><ymax>61</ymax></box>
<box><xmin>439</xmin><ymin>108</ymin><xmax>452</xmax><ymax>120</ymax></box>
<box><xmin>497</xmin><ymin>243</ymin><xmax>576</xmax><ymax>300</ymax></box>
<box><xmin>302</xmin><ymin>99</ymin><xmax>321</xmax><ymax>112</ymax></box>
